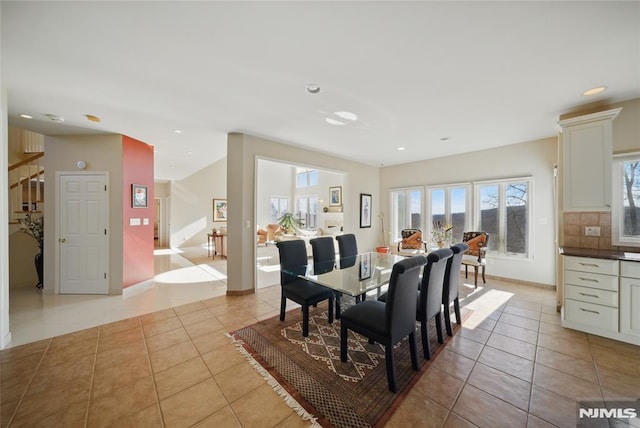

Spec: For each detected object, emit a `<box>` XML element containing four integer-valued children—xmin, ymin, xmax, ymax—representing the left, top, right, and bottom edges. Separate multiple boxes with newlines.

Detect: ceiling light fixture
<box><xmin>325</xmin><ymin>117</ymin><xmax>345</xmax><ymax>126</ymax></box>
<box><xmin>85</xmin><ymin>114</ymin><xmax>100</xmax><ymax>122</ymax></box>
<box><xmin>397</xmin><ymin>147</ymin><xmax>406</xmax><ymax>151</ymax></box>
<box><xmin>582</xmin><ymin>86</ymin><xmax>607</xmax><ymax>96</ymax></box>
<box><xmin>306</xmin><ymin>84</ymin><xmax>321</xmax><ymax>94</ymax></box>
<box><xmin>173</xmin><ymin>129</ymin><xmax>183</xmax><ymax>134</ymax></box>
<box><xmin>187</xmin><ymin>151</ymin><xmax>193</xmax><ymax>155</ymax></box>
<box><xmin>44</xmin><ymin>113</ymin><xmax>64</xmax><ymax>122</ymax></box>
<box><xmin>440</xmin><ymin>137</ymin><xmax>450</xmax><ymax>141</ymax></box>
<box><xmin>334</xmin><ymin>111</ymin><xmax>358</xmax><ymax>122</ymax></box>
<box><xmin>19</xmin><ymin>114</ymin><xmax>32</xmax><ymax>119</ymax></box>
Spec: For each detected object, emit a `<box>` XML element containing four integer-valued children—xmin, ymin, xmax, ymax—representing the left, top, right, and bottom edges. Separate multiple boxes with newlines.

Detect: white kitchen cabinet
<box><xmin>558</xmin><ymin>108</ymin><xmax>621</xmax><ymax>211</ymax></box>
<box><xmin>620</xmin><ymin>261</ymin><xmax>640</xmax><ymax>339</ymax></box>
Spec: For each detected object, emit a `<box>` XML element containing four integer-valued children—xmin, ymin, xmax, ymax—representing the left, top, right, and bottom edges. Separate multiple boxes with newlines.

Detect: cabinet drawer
<box><xmin>564</xmin><ymin>256</ymin><xmax>619</xmax><ymax>275</ymax></box>
<box><xmin>621</xmin><ymin>261</ymin><xmax>640</xmax><ymax>279</ymax></box>
<box><xmin>565</xmin><ymin>284</ymin><xmax>618</xmax><ymax>307</ymax></box>
<box><xmin>564</xmin><ymin>269</ymin><xmax>618</xmax><ymax>291</ymax></box>
<box><xmin>564</xmin><ymin>299</ymin><xmax>618</xmax><ymax>332</ymax></box>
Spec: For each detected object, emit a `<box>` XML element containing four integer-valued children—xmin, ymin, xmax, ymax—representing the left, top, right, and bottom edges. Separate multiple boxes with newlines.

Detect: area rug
<box><xmin>228</xmin><ymin>305</ymin><xmax>470</xmax><ymax>428</ymax></box>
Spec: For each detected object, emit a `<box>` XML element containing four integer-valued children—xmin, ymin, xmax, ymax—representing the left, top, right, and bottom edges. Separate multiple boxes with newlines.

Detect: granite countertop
<box><xmin>560</xmin><ymin>247</ymin><xmax>640</xmax><ymax>262</ymax></box>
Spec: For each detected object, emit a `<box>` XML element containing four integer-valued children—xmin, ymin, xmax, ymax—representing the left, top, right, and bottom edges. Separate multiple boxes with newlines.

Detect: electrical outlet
<box><xmin>585</xmin><ymin>226</ymin><xmax>601</xmax><ymax>237</ymax></box>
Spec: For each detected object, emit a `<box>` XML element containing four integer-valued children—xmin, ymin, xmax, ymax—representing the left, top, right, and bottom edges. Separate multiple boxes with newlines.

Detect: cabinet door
<box><xmin>562</xmin><ymin>120</ymin><xmax>612</xmax><ymax>211</ymax></box>
<box><xmin>620</xmin><ymin>277</ymin><xmax>640</xmax><ymax>338</ymax></box>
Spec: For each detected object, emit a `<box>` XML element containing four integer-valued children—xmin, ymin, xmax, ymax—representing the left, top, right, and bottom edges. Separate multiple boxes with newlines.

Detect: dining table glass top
<box><xmin>284</xmin><ymin>251</ymin><xmax>407</xmax><ymax>297</ymax></box>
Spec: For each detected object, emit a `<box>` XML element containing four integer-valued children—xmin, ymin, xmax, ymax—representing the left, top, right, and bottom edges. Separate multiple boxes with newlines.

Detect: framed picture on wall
<box><xmin>360</xmin><ymin>193</ymin><xmax>372</xmax><ymax>228</ymax></box>
<box><xmin>329</xmin><ymin>186</ymin><xmax>342</xmax><ymax>206</ymax></box>
<box><xmin>213</xmin><ymin>198</ymin><xmax>228</xmax><ymax>222</ymax></box>
<box><xmin>132</xmin><ymin>184</ymin><xmax>148</xmax><ymax>208</ymax></box>
<box><xmin>359</xmin><ymin>252</ymin><xmax>371</xmax><ymax>280</ymax></box>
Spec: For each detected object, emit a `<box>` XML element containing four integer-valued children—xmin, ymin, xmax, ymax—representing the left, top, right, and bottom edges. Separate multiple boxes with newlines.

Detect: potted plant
<box><xmin>277</xmin><ymin>212</ymin><xmax>302</xmax><ymax>234</ymax></box>
<box><xmin>376</xmin><ymin>213</ymin><xmax>390</xmax><ymax>253</ymax></box>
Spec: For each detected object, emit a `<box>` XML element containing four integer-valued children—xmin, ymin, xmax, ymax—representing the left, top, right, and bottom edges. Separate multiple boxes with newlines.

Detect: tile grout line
<box><xmin>139</xmin><ymin>314</ymin><xmax>166</xmax><ymax>428</ymax></box>
<box><xmin>5</xmin><ymin>339</ymin><xmax>53</xmax><ymax>427</ymax></box>
<box><xmin>82</xmin><ymin>327</ymin><xmax>102</xmax><ymax>428</ymax></box>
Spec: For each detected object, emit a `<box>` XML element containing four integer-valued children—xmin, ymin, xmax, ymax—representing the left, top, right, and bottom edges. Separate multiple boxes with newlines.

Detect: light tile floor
<box><xmin>3</xmin><ymin>248</ymin><xmax>640</xmax><ymax>427</ymax></box>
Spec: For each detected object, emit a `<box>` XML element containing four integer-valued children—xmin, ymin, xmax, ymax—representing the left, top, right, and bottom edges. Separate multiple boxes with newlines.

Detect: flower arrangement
<box><xmin>431</xmin><ymin>220</ymin><xmax>452</xmax><ymax>246</ymax></box>
<box><xmin>19</xmin><ymin>213</ymin><xmax>44</xmax><ymax>251</ymax></box>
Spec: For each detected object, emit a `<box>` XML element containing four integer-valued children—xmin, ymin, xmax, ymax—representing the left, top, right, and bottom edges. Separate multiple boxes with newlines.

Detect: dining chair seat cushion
<box><xmin>340</xmin><ymin>300</ymin><xmax>387</xmax><ymax>337</ymax></box>
<box><xmin>461</xmin><ymin>255</ymin><xmax>486</xmax><ymax>266</ymax></box>
<box><xmin>283</xmin><ymin>279</ymin><xmax>334</xmax><ymax>302</ymax></box>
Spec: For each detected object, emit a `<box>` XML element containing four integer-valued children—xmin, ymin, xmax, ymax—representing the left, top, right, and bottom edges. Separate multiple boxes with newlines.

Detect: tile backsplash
<box><xmin>562</xmin><ymin>211</ymin><xmax>636</xmax><ymax>251</ymax></box>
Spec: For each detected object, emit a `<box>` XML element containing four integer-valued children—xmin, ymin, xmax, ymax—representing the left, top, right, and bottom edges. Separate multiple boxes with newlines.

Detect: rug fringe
<box><xmin>226</xmin><ymin>332</ymin><xmax>322</xmax><ymax>428</ymax></box>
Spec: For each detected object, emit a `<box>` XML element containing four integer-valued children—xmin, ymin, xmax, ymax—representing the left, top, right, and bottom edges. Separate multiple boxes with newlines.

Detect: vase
<box><xmin>34</xmin><ymin>252</ymin><xmax>43</xmax><ymax>289</ymax></box>
<box><xmin>437</xmin><ymin>241</ymin><xmax>445</xmax><ymax>249</ymax></box>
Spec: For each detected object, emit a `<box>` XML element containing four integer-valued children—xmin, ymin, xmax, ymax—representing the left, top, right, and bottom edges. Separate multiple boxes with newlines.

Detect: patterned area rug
<box><xmin>229</xmin><ymin>305</ymin><xmax>469</xmax><ymax>428</ymax></box>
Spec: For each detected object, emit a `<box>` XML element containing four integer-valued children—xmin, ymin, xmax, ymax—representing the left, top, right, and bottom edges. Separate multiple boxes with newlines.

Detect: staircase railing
<box><xmin>8</xmin><ymin>152</ymin><xmax>44</xmax><ymax>223</ymax></box>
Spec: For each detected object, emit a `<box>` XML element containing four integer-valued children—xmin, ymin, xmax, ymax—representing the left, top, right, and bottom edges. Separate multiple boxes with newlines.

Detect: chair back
<box><xmin>310</xmin><ymin>236</ymin><xmax>336</xmax><ymax>274</ymax></box>
<box><xmin>385</xmin><ymin>255</ymin><xmax>427</xmax><ymax>342</ymax></box>
<box><xmin>462</xmin><ymin>232</ymin><xmax>489</xmax><ymax>259</ymax></box>
<box><xmin>420</xmin><ymin>248</ymin><xmax>453</xmax><ymax>319</ymax></box>
<box><xmin>399</xmin><ymin>229</ymin><xmax>424</xmax><ymax>250</ymax></box>
<box><xmin>444</xmin><ymin>243</ymin><xmax>469</xmax><ymax>304</ymax></box>
<box><xmin>336</xmin><ymin>234</ymin><xmax>358</xmax><ymax>258</ymax></box>
<box><xmin>276</xmin><ymin>240</ymin><xmax>308</xmax><ymax>285</ymax></box>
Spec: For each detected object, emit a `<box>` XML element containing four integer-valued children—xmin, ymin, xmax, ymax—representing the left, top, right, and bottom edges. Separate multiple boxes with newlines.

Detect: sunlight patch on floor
<box><xmin>154</xmin><ymin>266</ymin><xmax>222</xmax><ymax>284</ymax></box>
<box><xmin>258</xmin><ymin>265</ymin><xmax>280</xmax><ymax>273</ymax></box>
<box><xmin>154</xmin><ymin>248</ymin><xmax>183</xmax><ymax>255</ymax></box>
<box><xmin>460</xmin><ymin>288</ymin><xmax>514</xmax><ymax>329</ymax></box>
<box><xmin>197</xmin><ymin>264</ymin><xmax>228</xmax><ymax>280</ymax></box>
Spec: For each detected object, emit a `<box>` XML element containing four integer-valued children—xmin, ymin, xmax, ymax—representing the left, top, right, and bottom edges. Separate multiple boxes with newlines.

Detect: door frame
<box><xmin>55</xmin><ymin>171</ymin><xmax>110</xmax><ymax>294</ymax></box>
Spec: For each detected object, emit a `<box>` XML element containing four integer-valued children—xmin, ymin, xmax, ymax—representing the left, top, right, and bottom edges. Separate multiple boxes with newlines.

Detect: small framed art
<box><xmin>132</xmin><ymin>184</ymin><xmax>148</xmax><ymax>208</ymax></box>
<box><xmin>360</xmin><ymin>193</ymin><xmax>372</xmax><ymax>228</ymax></box>
<box><xmin>213</xmin><ymin>199</ymin><xmax>228</xmax><ymax>222</ymax></box>
<box><xmin>329</xmin><ymin>186</ymin><xmax>342</xmax><ymax>206</ymax></box>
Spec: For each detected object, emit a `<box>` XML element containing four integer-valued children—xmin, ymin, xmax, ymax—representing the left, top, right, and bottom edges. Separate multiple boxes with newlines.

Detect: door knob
<box><xmin>59</xmin><ymin>238</ymin><xmax>66</xmax><ymax>243</ymax></box>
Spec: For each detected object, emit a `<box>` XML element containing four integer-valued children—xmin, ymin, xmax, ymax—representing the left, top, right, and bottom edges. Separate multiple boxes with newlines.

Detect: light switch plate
<box><xmin>585</xmin><ymin>226</ymin><xmax>601</xmax><ymax>236</ymax></box>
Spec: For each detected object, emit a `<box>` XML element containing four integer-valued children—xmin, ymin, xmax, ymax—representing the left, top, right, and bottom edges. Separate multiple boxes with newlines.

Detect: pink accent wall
<box><xmin>122</xmin><ymin>136</ymin><xmax>155</xmax><ymax>288</ymax></box>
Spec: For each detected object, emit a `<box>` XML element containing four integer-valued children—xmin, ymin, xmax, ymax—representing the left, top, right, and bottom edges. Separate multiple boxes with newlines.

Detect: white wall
<box><xmin>1</xmin><ymin>35</ymin><xmax>12</xmax><ymax>347</ymax></box>
<box><xmin>380</xmin><ymin>137</ymin><xmax>558</xmax><ymax>286</ymax></box>
<box><xmin>256</xmin><ymin>159</ymin><xmax>294</xmax><ymax>227</ymax></box>
<box><xmin>169</xmin><ymin>157</ymin><xmax>227</xmax><ymax>248</ymax></box>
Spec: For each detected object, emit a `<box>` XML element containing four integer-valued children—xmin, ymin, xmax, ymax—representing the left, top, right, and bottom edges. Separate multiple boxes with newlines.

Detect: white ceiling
<box><xmin>2</xmin><ymin>1</ymin><xmax>639</xmax><ymax>181</ymax></box>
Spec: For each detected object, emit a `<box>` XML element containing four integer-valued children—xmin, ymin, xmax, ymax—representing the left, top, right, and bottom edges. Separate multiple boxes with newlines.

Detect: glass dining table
<box><xmin>282</xmin><ymin>251</ymin><xmax>407</xmax><ymax>317</ymax></box>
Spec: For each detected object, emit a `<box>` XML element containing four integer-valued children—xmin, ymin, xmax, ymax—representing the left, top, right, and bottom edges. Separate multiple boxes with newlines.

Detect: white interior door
<box><xmin>59</xmin><ymin>173</ymin><xmax>108</xmax><ymax>294</ymax></box>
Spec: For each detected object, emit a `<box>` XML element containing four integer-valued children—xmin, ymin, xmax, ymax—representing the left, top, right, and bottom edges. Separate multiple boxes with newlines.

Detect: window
<box><xmin>427</xmin><ymin>185</ymin><xmax>470</xmax><ymax>243</ymax></box>
<box><xmin>476</xmin><ymin>179</ymin><xmax>531</xmax><ymax>256</ymax></box>
<box><xmin>270</xmin><ymin>197</ymin><xmax>288</xmax><ymax>223</ymax></box>
<box><xmin>296</xmin><ymin>195</ymin><xmax>318</xmax><ymax>229</ymax></box>
<box><xmin>612</xmin><ymin>154</ymin><xmax>640</xmax><ymax>247</ymax></box>
<box><xmin>390</xmin><ymin>188</ymin><xmax>423</xmax><ymax>242</ymax></box>
<box><xmin>296</xmin><ymin>169</ymin><xmax>318</xmax><ymax>188</ymax></box>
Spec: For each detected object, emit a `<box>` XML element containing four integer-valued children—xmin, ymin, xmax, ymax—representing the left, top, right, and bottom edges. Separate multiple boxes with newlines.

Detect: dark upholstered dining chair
<box><xmin>340</xmin><ymin>255</ymin><xmax>426</xmax><ymax>392</ymax></box>
<box><xmin>443</xmin><ymin>242</ymin><xmax>469</xmax><ymax>336</ymax></box>
<box><xmin>310</xmin><ymin>236</ymin><xmax>336</xmax><ymax>275</ymax></box>
<box><xmin>336</xmin><ymin>233</ymin><xmax>358</xmax><ymax>260</ymax></box>
<box><xmin>461</xmin><ymin>232</ymin><xmax>489</xmax><ymax>288</ymax></box>
<box><xmin>276</xmin><ymin>240</ymin><xmax>334</xmax><ymax>337</ymax></box>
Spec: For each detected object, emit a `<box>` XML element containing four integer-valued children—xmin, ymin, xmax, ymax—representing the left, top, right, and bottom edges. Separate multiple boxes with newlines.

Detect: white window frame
<box><xmin>389</xmin><ymin>187</ymin><xmax>424</xmax><ymax>243</ymax></box>
<box><xmin>296</xmin><ymin>194</ymin><xmax>318</xmax><ymax>229</ymax></box>
<box><xmin>473</xmin><ymin>177</ymin><xmax>533</xmax><ymax>259</ymax></box>
<box><xmin>612</xmin><ymin>152</ymin><xmax>640</xmax><ymax>247</ymax></box>
<box><xmin>426</xmin><ymin>183</ymin><xmax>471</xmax><ymax>244</ymax></box>
<box><xmin>270</xmin><ymin>196</ymin><xmax>289</xmax><ymax>223</ymax></box>
<box><xmin>296</xmin><ymin>168</ymin><xmax>318</xmax><ymax>188</ymax></box>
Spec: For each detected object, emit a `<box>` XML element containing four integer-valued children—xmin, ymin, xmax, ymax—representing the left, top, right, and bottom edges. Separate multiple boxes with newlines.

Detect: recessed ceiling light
<box><xmin>186</xmin><ymin>151</ymin><xmax>193</xmax><ymax>155</ymax></box>
<box><xmin>306</xmin><ymin>84</ymin><xmax>321</xmax><ymax>94</ymax></box>
<box><xmin>334</xmin><ymin>111</ymin><xmax>358</xmax><ymax>121</ymax></box>
<box><xmin>440</xmin><ymin>137</ymin><xmax>450</xmax><ymax>141</ymax></box>
<box><xmin>325</xmin><ymin>117</ymin><xmax>345</xmax><ymax>126</ymax></box>
<box><xmin>582</xmin><ymin>86</ymin><xmax>607</xmax><ymax>96</ymax></box>
<box><xmin>173</xmin><ymin>129</ymin><xmax>183</xmax><ymax>134</ymax></box>
<box><xmin>19</xmin><ymin>114</ymin><xmax>32</xmax><ymax>119</ymax></box>
<box><xmin>170</xmin><ymin>165</ymin><xmax>175</xmax><ymax>169</ymax></box>
<box><xmin>85</xmin><ymin>114</ymin><xmax>100</xmax><ymax>122</ymax></box>
<box><xmin>397</xmin><ymin>147</ymin><xmax>406</xmax><ymax>151</ymax></box>
<box><xmin>44</xmin><ymin>113</ymin><xmax>64</xmax><ymax>122</ymax></box>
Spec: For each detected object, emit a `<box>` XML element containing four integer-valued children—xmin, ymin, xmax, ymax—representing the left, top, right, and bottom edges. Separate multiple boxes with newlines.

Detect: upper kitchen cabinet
<box><xmin>559</xmin><ymin>108</ymin><xmax>621</xmax><ymax>211</ymax></box>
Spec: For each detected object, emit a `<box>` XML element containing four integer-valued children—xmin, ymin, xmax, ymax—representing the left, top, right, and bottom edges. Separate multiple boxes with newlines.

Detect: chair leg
<box><xmin>454</xmin><ymin>297</ymin><xmax>462</xmax><ymax>327</ymax></box>
<box><xmin>385</xmin><ymin>346</ymin><xmax>397</xmax><ymax>393</ymax></box>
<box><xmin>435</xmin><ymin>313</ymin><xmax>444</xmax><ymax>344</ymax></box>
<box><xmin>465</xmin><ymin>265</ymin><xmax>468</xmax><ymax>278</ymax></box>
<box><xmin>280</xmin><ymin>296</ymin><xmax>286</xmax><ymax>321</ymax></box>
<box><xmin>409</xmin><ymin>332</ymin><xmax>419</xmax><ymax>371</ymax></box>
<box><xmin>482</xmin><ymin>266</ymin><xmax>486</xmax><ymax>283</ymax></box>
<box><xmin>474</xmin><ymin>266</ymin><xmax>479</xmax><ymax>288</ymax></box>
<box><xmin>444</xmin><ymin>306</ymin><xmax>453</xmax><ymax>336</ymax></box>
<box><xmin>340</xmin><ymin>324</ymin><xmax>348</xmax><ymax>362</ymax></box>
<box><xmin>302</xmin><ymin>305</ymin><xmax>310</xmax><ymax>337</ymax></box>
<box><xmin>328</xmin><ymin>295</ymin><xmax>334</xmax><ymax>324</ymax></box>
<box><xmin>421</xmin><ymin>320</ymin><xmax>431</xmax><ymax>360</ymax></box>
<box><xmin>335</xmin><ymin>292</ymin><xmax>341</xmax><ymax>319</ymax></box>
